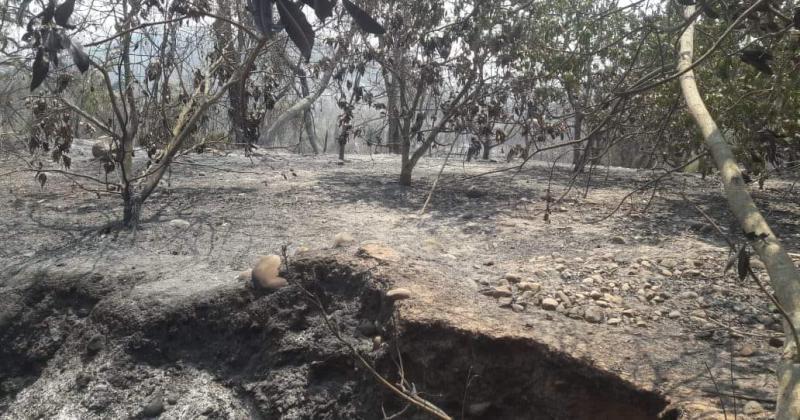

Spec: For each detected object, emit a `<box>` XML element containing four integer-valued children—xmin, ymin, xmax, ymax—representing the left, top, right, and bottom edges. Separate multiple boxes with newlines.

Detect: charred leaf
<box><xmin>31</xmin><ymin>48</ymin><xmax>49</xmax><ymax>91</ymax></box>
<box><xmin>54</xmin><ymin>0</ymin><xmax>76</xmax><ymax>28</ymax></box>
<box><xmin>342</xmin><ymin>0</ymin><xmax>385</xmax><ymax>34</ymax></box>
<box><xmin>740</xmin><ymin>47</ymin><xmax>773</xmax><ymax>75</ymax></box>
<box><xmin>69</xmin><ymin>40</ymin><xmax>91</xmax><ymax>72</ymax></box>
<box><xmin>301</xmin><ymin>0</ymin><xmax>334</xmax><ymax>20</ymax></box>
<box><xmin>277</xmin><ymin>0</ymin><xmax>314</xmax><ymax>60</ymax></box>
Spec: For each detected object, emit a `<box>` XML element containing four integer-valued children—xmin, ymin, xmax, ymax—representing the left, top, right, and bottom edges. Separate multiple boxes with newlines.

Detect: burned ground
<box><xmin>1</xmin><ymin>141</ymin><xmax>798</xmax><ymax>419</ymax></box>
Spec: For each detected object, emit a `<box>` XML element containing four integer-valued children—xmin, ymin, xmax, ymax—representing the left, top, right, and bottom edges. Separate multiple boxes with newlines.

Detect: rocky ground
<box><xmin>1</xmin><ymin>138</ymin><xmax>799</xmax><ymax>419</ymax></box>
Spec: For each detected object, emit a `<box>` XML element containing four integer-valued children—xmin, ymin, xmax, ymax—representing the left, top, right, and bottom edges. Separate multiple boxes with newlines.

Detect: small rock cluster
<box><xmin>478</xmin><ymin>250</ymin><xmax>781</xmax><ymax>334</ymax></box>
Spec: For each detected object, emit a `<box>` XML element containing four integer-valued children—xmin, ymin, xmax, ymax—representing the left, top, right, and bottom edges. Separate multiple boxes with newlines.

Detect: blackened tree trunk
<box><xmin>481</xmin><ymin>138</ymin><xmax>492</xmax><ymax>160</ymax></box>
<box><xmin>213</xmin><ymin>0</ymin><xmax>252</xmax><ymax>150</ymax></box>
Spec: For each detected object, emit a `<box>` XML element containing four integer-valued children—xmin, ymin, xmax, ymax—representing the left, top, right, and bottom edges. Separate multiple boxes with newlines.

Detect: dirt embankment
<box><xmin>0</xmin><ymin>250</ymin><xmax>675</xmax><ymax>420</ymax></box>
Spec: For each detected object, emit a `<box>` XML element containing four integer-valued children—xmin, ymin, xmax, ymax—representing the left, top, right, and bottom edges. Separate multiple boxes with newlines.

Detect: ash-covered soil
<box><xmin>1</xmin><ymin>139</ymin><xmax>799</xmax><ymax>419</ymax></box>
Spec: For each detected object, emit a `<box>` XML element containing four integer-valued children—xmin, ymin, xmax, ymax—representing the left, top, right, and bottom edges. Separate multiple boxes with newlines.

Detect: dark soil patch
<box><xmin>0</xmin><ymin>255</ymin><xmax>676</xmax><ymax>419</ymax></box>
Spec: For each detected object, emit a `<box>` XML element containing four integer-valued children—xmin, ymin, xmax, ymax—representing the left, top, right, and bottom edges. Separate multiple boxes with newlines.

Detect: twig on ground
<box><xmin>703</xmin><ymin>315</ymin><xmax>775</xmax><ymax>338</ymax></box>
<box><xmin>382</xmin><ymin>403</ymin><xmax>410</xmax><ymax>419</ymax></box>
<box><xmin>419</xmin><ymin>140</ymin><xmax>458</xmax><ymax>215</ymax></box>
<box><xmin>702</xmin><ymin>391</ymin><xmax>776</xmax><ymax>404</ymax></box>
<box><xmin>590</xmin><ymin>153</ymin><xmax>705</xmax><ymax>223</ymax></box>
<box><xmin>704</xmin><ymin>361</ymin><xmax>729</xmax><ymax>420</ymax></box>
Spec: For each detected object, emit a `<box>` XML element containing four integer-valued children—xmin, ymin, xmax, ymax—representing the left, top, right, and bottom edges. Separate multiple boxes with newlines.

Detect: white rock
<box><xmin>168</xmin><ymin>219</ymin><xmax>190</xmax><ymax>229</ymax></box>
<box><xmin>743</xmin><ymin>401</ymin><xmax>764</xmax><ymax>415</ymax></box>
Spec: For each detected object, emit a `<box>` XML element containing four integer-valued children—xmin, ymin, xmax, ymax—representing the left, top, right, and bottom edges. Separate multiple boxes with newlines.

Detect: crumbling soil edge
<box><xmin>1</xmin><ymin>254</ymin><xmax>679</xmax><ymax>419</ymax></box>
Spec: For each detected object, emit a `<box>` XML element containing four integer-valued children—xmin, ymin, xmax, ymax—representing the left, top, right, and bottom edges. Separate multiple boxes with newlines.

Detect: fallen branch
<box><xmin>419</xmin><ymin>140</ymin><xmax>458</xmax><ymax>215</ymax></box>
<box><xmin>279</xmin><ymin>247</ymin><xmax>451</xmax><ymax>420</ymax></box>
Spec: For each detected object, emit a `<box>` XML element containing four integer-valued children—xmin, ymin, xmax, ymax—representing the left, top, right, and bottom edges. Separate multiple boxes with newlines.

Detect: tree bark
<box><xmin>399</xmin><ymin>79</ymin><xmax>473</xmax><ymax>186</ymax></box>
<box><xmin>287</xmin><ymin>58</ymin><xmax>321</xmax><ymax>154</ymax></box>
<box><xmin>382</xmin><ymin>39</ymin><xmax>403</xmax><ymax>154</ymax></box>
<box><xmin>264</xmin><ymin>39</ymin><xmax>349</xmax><ymax>146</ymax></box>
<box><xmin>481</xmin><ymin>139</ymin><xmax>492</xmax><ymax>160</ymax></box>
<box><xmin>302</xmin><ymin>110</ymin><xmax>320</xmax><ymax>154</ymax></box>
<box><xmin>213</xmin><ymin>0</ymin><xmax>252</xmax><ymax>149</ymax></box>
<box><xmin>678</xmin><ymin>7</ymin><xmax>800</xmax><ymax>419</ymax></box>
<box><xmin>572</xmin><ymin>111</ymin><xmax>587</xmax><ymax>172</ymax></box>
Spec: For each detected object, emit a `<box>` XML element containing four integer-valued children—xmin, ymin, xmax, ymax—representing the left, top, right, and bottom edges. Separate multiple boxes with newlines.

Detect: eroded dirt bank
<box><xmin>0</xmin><ymin>251</ymin><xmax>676</xmax><ymax>419</ymax></box>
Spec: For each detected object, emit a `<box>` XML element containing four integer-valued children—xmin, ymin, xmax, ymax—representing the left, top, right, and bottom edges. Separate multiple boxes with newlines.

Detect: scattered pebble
<box><xmin>610</xmin><ymin>236</ymin><xmax>627</xmax><ymax>245</ymax></box>
<box><xmin>541</xmin><ymin>298</ymin><xmax>559</xmax><ymax>311</ymax></box>
<box><xmin>736</xmin><ymin>344</ymin><xmax>756</xmax><ymax>357</ymax></box>
<box><xmin>482</xmin><ymin>286</ymin><xmax>513</xmax><ymax>298</ymax></box>
<box><xmin>743</xmin><ymin>401</ymin><xmax>764</xmax><ymax>415</ymax></box>
<box><xmin>75</xmin><ymin>373</ymin><xmax>91</xmax><ymax>389</ymax></box>
<box><xmin>557</xmin><ymin>291</ymin><xmax>572</xmax><ymax>307</ymax></box>
<box><xmin>166</xmin><ymin>392</ymin><xmax>179</xmax><ymax>405</ymax></box>
<box><xmin>140</xmin><ymin>391</ymin><xmax>165</xmax><ymax>418</ymax></box>
<box><xmin>517</xmin><ymin>282</ymin><xmax>541</xmax><ymax>293</ymax></box>
<box><xmin>168</xmin><ymin>219</ymin><xmax>190</xmax><ymax>229</ymax></box>
<box><xmin>465</xmin><ymin>186</ymin><xmax>485</xmax><ymax>199</ymax></box>
<box><xmin>584</xmin><ymin>306</ymin><xmax>605</xmax><ymax>323</ymax></box>
<box><xmin>86</xmin><ymin>334</ymin><xmax>105</xmax><ymax>354</ymax></box>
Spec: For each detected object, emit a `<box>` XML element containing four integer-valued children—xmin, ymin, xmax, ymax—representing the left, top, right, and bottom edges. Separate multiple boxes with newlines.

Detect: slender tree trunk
<box><xmin>399</xmin><ymin>164</ymin><xmax>412</xmax><ymax>186</ymax></box>
<box><xmin>303</xmin><ymin>110</ymin><xmax>320</xmax><ymax>154</ymax></box>
<box><xmin>285</xmin><ymin>57</ymin><xmax>321</xmax><ymax>154</ymax></box>
<box><xmin>382</xmin><ymin>40</ymin><xmax>403</xmax><ymax>154</ymax></box>
<box><xmin>481</xmin><ymin>140</ymin><xmax>492</xmax><ymax>160</ymax></box>
<box><xmin>679</xmin><ymin>7</ymin><xmax>800</xmax><ymax>419</ymax></box>
<box><xmin>298</xmin><ymin>88</ymin><xmax>319</xmax><ymax>154</ymax></box>
<box><xmin>572</xmin><ymin>111</ymin><xmax>586</xmax><ymax>172</ymax></box>
<box><xmin>385</xmin><ymin>74</ymin><xmax>401</xmax><ymax>154</ymax></box>
<box><xmin>213</xmin><ymin>0</ymin><xmax>250</xmax><ymax>149</ymax></box>
<box><xmin>264</xmin><ymin>45</ymin><xmax>344</xmax><ymax>145</ymax></box>
<box><xmin>398</xmin><ymin>79</ymin><xmax>473</xmax><ymax>186</ymax></box>
<box><xmin>118</xmin><ymin>0</ymin><xmax>141</xmax><ymax>227</ymax></box>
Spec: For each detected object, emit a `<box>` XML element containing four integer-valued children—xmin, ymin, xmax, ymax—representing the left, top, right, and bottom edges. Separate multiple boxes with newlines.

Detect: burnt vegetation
<box><xmin>2</xmin><ymin>0</ymin><xmax>800</xmax><ymax>418</ymax></box>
